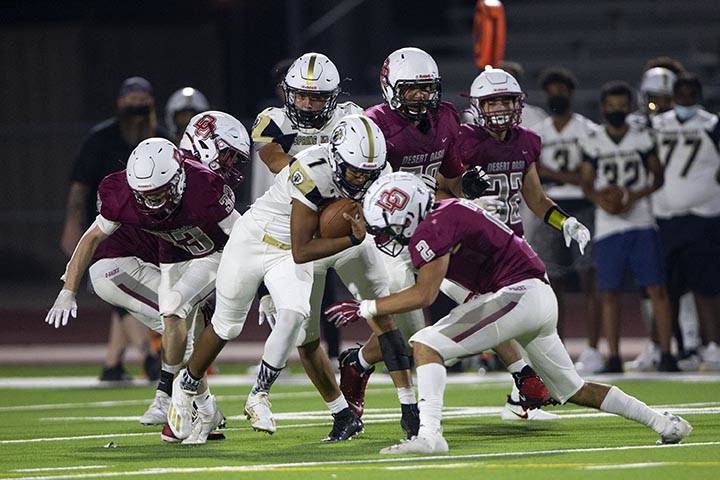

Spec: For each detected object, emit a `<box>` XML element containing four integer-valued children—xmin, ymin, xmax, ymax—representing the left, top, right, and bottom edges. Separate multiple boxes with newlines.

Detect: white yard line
<box><xmin>583</xmin><ymin>462</ymin><xmax>676</xmax><ymax>470</ymax></box>
<box><xmin>1</xmin><ymin>442</ymin><xmax>718</xmax><ymax>480</ymax></box>
<box><xmin>12</xmin><ymin>466</ymin><xmax>107</xmax><ymax>473</ymax></box>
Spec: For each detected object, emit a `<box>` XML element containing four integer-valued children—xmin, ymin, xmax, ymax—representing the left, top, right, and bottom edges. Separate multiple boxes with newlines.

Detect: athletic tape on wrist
<box><xmin>544</xmin><ymin>205</ymin><xmax>571</xmax><ymax>231</ymax></box>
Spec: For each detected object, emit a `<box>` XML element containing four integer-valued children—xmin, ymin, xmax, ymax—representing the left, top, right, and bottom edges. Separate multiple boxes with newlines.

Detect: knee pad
<box><xmin>379</xmin><ymin>329</ymin><xmax>411</xmax><ymax>371</ymax></box>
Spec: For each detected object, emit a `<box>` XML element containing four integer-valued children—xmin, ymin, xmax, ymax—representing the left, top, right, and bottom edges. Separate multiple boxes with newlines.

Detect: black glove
<box><xmin>461</xmin><ymin>166</ymin><xmax>491</xmax><ymax>199</ymax></box>
<box><xmin>420</xmin><ymin>173</ymin><xmax>439</xmax><ymax>192</ymax></box>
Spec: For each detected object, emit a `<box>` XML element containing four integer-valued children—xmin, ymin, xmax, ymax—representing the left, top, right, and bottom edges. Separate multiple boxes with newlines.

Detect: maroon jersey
<box><xmin>365</xmin><ymin>101</ymin><xmax>464</xmax><ymax>179</ymax></box>
<box><xmin>409</xmin><ymin>199</ymin><xmax>546</xmax><ymax>295</ymax></box>
<box><xmin>453</xmin><ymin>124</ymin><xmax>541</xmax><ymax>236</ymax></box>
<box><xmin>97</xmin><ymin>159</ymin><xmax>235</xmax><ymax>263</ymax></box>
<box><xmin>92</xmin><ymin>225</ymin><xmax>159</xmax><ymax>265</ymax></box>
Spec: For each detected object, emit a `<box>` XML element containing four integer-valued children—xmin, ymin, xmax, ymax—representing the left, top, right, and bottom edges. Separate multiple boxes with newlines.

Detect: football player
<box><xmin>164</xmin><ymin>87</ymin><xmax>210</xmax><ymax>145</ymax></box>
<box><xmin>46</xmin><ymin>135</ymin><xmax>242</xmax><ymax>443</ymax></box>
<box><xmin>530</xmin><ymin>68</ymin><xmax>603</xmax><ymax>373</ymax></box>
<box><xmin>627</xmin><ymin>67</ymin><xmax>677</xmax><ymax>130</ymax></box>
<box><xmin>579</xmin><ymin>81</ymin><xmax>677</xmax><ymax>373</ymax></box>
<box><xmin>343</xmin><ymin>48</ymin><xmax>553</xmax><ymax>423</ymax></box>
<box><xmin>326</xmin><ymin>172</ymin><xmax>692</xmax><ymax>454</ymax></box>
<box><xmin>652</xmin><ymin>74</ymin><xmax>720</xmax><ymax>370</ymax></box>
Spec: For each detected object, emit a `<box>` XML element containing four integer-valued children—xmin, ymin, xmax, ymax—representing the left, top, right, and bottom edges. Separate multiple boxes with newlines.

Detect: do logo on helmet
<box><xmin>375</xmin><ymin>188</ymin><xmax>409</xmax><ymax>213</ymax></box>
<box><xmin>193</xmin><ymin>114</ymin><xmax>217</xmax><ymax>140</ymax></box>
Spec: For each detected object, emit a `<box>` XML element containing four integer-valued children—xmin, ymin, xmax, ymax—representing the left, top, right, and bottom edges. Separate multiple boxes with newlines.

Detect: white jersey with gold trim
<box><xmin>536</xmin><ymin>113</ymin><xmax>598</xmax><ymax>200</ymax></box>
<box><xmin>580</xmin><ymin>126</ymin><xmax>657</xmax><ymax>240</ymax></box>
<box><xmin>651</xmin><ymin>109</ymin><xmax>720</xmax><ymax>218</ymax></box>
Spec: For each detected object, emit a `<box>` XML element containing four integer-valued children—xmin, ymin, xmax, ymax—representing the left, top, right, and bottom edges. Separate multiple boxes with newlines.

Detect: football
<box><xmin>598</xmin><ymin>185</ymin><xmax>626</xmax><ymax>215</ymax></box>
<box><xmin>319</xmin><ymin>198</ymin><xmax>360</xmax><ymax>238</ymax></box>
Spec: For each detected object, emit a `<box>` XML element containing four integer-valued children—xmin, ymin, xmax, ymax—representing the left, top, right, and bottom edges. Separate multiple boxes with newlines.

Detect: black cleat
<box><xmin>323</xmin><ymin>407</ymin><xmax>364</xmax><ymax>442</ymax></box>
<box><xmin>339</xmin><ymin>348</ymin><xmax>374</xmax><ymax>418</ymax></box>
<box><xmin>99</xmin><ymin>364</ymin><xmax>132</xmax><ymax>382</ymax></box>
<box><xmin>658</xmin><ymin>353</ymin><xmax>680</xmax><ymax>372</ymax></box>
<box><xmin>400</xmin><ymin>403</ymin><xmax>420</xmax><ymax>439</ymax></box>
<box><xmin>602</xmin><ymin>355</ymin><xmax>624</xmax><ymax>373</ymax></box>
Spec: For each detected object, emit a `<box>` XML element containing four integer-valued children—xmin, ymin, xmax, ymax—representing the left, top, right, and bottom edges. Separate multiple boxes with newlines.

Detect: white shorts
<box><xmin>211</xmin><ymin>214</ymin><xmax>313</xmax><ymax>341</ymax></box>
<box><xmin>300</xmin><ymin>235</ymin><xmax>390</xmax><ymax>346</ymax></box>
<box><xmin>89</xmin><ymin>257</ymin><xmax>163</xmax><ymax>332</ymax></box>
<box><xmin>410</xmin><ymin>278</ymin><xmax>584</xmax><ymax>404</ymax></box>
<box><xmin>158</xmin><ymin>253</ymin><xmax>220</xmax><ymax>319</ymax></box>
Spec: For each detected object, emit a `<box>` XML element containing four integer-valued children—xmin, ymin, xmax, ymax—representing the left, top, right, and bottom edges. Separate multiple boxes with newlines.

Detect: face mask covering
<box><xmin>547</xmin><ymin>95</ymin><xmax>570</xmax><ymax>116</ymax></box>
<box><xmin>604</xmin><ymin>111</ymin><xmax>627</xmax><ymax>128</ymax></box>
<box><xmin>674</xmin><ymin>104</ymin><xmax>699</xmax><ymax>121</ymax></box>
<box><xmin>121</xmin><ymin>105</ymin><xmax>151</xmax><ymax>117</ymax></box>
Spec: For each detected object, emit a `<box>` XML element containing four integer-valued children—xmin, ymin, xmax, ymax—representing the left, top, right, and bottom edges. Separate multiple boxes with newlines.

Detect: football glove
<box><xmin>473</xmin><ymin>195</ymin><xmax>505</xmax><ymax>215</ymax></box>
<box><xmin>462</xmin><ymin>166</ymin><xmax>491</xmax><ymax>199</ymax></box>
<box><xmin>562</xmin><ymin>217</ymin><xmax>591</xmax><ymax>255</ymax></box>
<box><xmin>45</xmin><ymin>289</ymin><xmax>77</xmax><ymax>328</ymax></box>
<box><xmin>325</xmin><ymin>300</ymin><xmax>363</xmax><ymax>327</ymax></box>
<box><xmin>258</xmin><ymin>295</ymin><xmax>277</xmax><ymax>329</ymax></box>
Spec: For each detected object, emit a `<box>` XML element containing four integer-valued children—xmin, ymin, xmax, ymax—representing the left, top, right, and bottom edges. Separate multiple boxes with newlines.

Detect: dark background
<box><xmin>2</xmin><ymin>0</ymin><xmax>719</xmax><ymax>284</ymax></box>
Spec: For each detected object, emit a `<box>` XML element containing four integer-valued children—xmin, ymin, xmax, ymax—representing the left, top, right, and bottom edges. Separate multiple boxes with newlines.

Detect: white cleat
<box><xmin>625</xmin><ymin>341</ymin><xmax>660</xmax><ymax>371</ymax></box>
<box><xmin>167</xmin><ymin>374</ymin><xmax>197</xmax><ymax>440</ymax></box>
<box><xmin>182</xmin><ymin>396</ymin><xmax>226</xmax><ymax>445</ymax></box>
<box><xmin>380</xmin><ymin>433</ymin><xmax>449</xmax><ymax>455</ymax></box>
<box><xmin>659</xmin><ymin>412</ymin><xmax>692</xmax><ymax>444</ymax></box>
<box><xmin>501</xmin><ymin>400</ymin><xmax>560</xmax><ymax>421</ymax></box>
<box><xmin>139</xmin><ymin>390</ymin><xmax>170</xmax><ymax>425</ymax></box>
<box><xmin>245</xmin><ymin>392</ymin><xmax>276</xmax><ymax>434</ymax></box>
<box><xmin>700</xmin><ymin>342</ymin><xmax>720</xmax><ymax>371</ymax></box>
<box><xmin>575</xmin><ymin>346</ymin><xmax>605</xmax><ymax>374</ymax></box>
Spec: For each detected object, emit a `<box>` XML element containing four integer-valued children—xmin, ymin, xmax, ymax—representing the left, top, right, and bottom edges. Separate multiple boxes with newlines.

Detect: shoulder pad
<box><xmin>252</xmin><ymin>107</ymin><xmax>292</xmax><ymax>143</ymax></box>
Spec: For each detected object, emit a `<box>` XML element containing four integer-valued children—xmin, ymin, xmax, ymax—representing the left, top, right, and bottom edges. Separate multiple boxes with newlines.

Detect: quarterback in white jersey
<box><xmin>651</xmin><ymin>74</ymin><xmax>720</xmax><ymax>370</ymax></box>
<box><xmin>579</xmin><ymin>81</ymin><xmax>678</xmax><ymax>373</ymax></box>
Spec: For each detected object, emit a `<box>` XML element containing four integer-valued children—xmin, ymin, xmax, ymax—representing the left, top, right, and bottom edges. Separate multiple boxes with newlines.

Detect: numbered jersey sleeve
<box><xmin>288</xmin><ymin>146</ymin><xmax>335</xmax><ymax>211</ymax></box>
<box><xmin>409</xmin><ymin>215</ymin><xmax>457</xmax><ymax>270</ymax></box>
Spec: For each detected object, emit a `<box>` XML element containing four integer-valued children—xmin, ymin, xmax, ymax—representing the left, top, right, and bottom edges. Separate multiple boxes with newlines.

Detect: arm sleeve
<box><xmin>288</xmin><ymin>160</ymin><xmax>323</xmax><ymax>211</ymax></box>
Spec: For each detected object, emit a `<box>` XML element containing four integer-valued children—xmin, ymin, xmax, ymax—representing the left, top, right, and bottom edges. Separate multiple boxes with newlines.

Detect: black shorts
<box><xmin>657</xmin><ymin>215</ymin><xmax>720</xmax><ymax>298</ymax></box>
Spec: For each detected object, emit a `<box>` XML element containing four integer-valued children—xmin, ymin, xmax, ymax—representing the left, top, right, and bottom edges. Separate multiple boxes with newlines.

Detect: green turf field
<box><xmin>0</xmin><ymin>370</ymin><xmax>718</xmax><ymax>480</ymax></box>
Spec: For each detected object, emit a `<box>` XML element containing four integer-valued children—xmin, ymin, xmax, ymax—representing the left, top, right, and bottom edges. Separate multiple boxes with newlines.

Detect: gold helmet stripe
<box><xmin>359</xmin><ymin>116</ymin><xmax>375</xmax><ymax>162</ymax></box>
<box><xmin>306</xmin><ymin>54</ymin><xmax>317</xmax><ymax>86</ymax></box>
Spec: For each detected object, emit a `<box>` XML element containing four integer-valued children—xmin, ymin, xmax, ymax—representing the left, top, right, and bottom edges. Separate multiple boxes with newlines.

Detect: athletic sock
<box><xmin>194</xmin><ymin>391</ymin><xmax>214</xmax><ymax>416</ymax></box>
<box><xmin>397</xmin><ymin>386</ymin><xmax>416</xmax><ymax>405</ymax></box>
<box><xmin>357</xmin><ymin>347</ymin><xmax>372</xmax><ymax>371</ymax></box>
<box><xmin>326</xmin><ymin>395</ymin><xmax>350</xmax><ymax>415</ymax></box>
<box><xmin>600</xmin><ymin>386</ymin><xmax>666</xmax><ymax>434</ymax></box>
<box><xmin>251</xmin><ymin>359</ymin><xmax>283</xmax><ymax>395</ymax></box>
<box><xmin>507</xmin><ymin>359</ymin><xmax>528</xmax><ymax>374</ymax></box>
<box><xmin>416</xmin><ymin>363</ymin><xmax>446</xmax><ymax>436</ymax></box>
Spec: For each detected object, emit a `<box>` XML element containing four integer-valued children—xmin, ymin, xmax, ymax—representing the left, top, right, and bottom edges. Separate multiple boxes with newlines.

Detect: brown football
<box><xmin>319</xmin><ymin>198</ymin><xmax>360</xmax><ymax>238</ymax></box>
<box><xmin>598</xmin><ymin>185</ymin><xmax>626</xmax><ymax>215</ymax></box>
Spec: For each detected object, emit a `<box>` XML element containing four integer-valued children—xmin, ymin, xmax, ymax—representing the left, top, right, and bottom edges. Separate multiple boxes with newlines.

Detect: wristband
<box><xmin>544</xmin><ymin>205</ymin><xmax>571</xmax><ymax>231</ymax></box>
<box><xmin>348</xmin><ymin>231</ymin><xmax>363</xmax><ymax>246</ymax></box>
<box><xmin>359</xmin><ymin>299</ymin><xmax>377</xmax><ymax>320</ymax></box>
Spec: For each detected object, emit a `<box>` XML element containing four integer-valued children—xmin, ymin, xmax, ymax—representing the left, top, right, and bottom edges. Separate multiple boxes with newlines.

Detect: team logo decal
<box><xmin>193</xmin><ymin>114</ymin><xmax>217</xmax><ymax>140</ymax></box>
<box><xmin>331</xmin><ymin>124</ymin><xmax>346</xmax><ymax>146</ymax></box>
<box><xmin>375</xmin><ymin>188</ymin><xmax>409</xmax><ymax>213</ymax></box>
<box><xmin>291</xmin><ymin>170</ymin><xmax>305</xmax><ymax>185</ymax></box>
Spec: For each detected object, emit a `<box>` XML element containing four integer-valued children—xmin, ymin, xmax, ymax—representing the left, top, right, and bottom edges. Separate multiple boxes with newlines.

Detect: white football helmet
<box><xmin>180</xmin><ymin>111</ymin><xmax>250</xmax><ymax>188</ymax></box>
<box><xmin>164</xmin><ymin>87</ymin><xmax>210</xmax><ymax>137</ymax></box>
<box><xmin>126</xmin><ymin>138</ymin><xmax>185</xmax><ymax>217</ymax></box>
<box><xmin>469</xmin><ymin>67</ymin><xmax>525</xmax><ymax>133</ymax></box>
<box><xmin>641</xmin><ymin>67</ymin><xmax>677</xmax><ymax>97</ymax></box>
<box><xmin>380</xmin><ymin>47</ymin><xmax>441</xmax><ymax>120</ymax></box>
<box><xmin>328</xmin><ymin>114</ymin><xmax>387</xmax><ymax>201</ymax></box>
<box><xmin>283</xmin><ymin>52</ymin><xmax>341</xmax><ymax>130</ymax></box>
<box><xmin>363</xmin><ymin>172</ymin><xmax>435</xmax><ymax>257</ymax></box>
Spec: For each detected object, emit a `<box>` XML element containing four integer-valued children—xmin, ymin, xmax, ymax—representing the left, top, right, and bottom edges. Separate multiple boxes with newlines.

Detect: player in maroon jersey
<box><xmin>326</xmin><ymin>172</ymin><xmax>692</xmax><ymax>454</ymax></box>
<box><xmin>45</xmin><ymin>137</ymin><xmax>242</xmax><ymax>443</ymax></box>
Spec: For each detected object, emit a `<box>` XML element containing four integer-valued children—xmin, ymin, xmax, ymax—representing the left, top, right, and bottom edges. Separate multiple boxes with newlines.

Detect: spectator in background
<box><xmin>652</xmin><ymin>74</ymin><xmax>720</xmax><ymax>371</ymax></box>
<box><xmin>461</xmin><ymin>61</ymin><xmax>548</xmax><ymax>130</ymax></box>
<box><xmin>59</xmin><ymin>76</ymin><xmax>166</xmax><ymax>381</ymax></box>
<box><xmin>164</xmin><ymin>87</ymin><xmax>210</xmax><ymax>145</ymax></box>
<box><xmin>530</xmin><ymin>67</ymin><xmax>603</xmax><ymax>373</ymax></box>
<box><xmin>579</xmin><ymin>81</ymin><xmax>678</xmax><ymax>373</ymax></box>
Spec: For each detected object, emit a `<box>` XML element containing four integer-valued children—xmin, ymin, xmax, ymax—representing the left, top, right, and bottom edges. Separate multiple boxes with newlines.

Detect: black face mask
<box><xmin>547</xmin><ymin>95</ymin><xmax>570</xmax><ymax>116</ymax></box>
<box><xmin>604</xmin><ymin>110</ymin><xmax>627</xmax><ymax>128</ymax></box>
<box><xmin>120</xmin><ymin>105</ymin><xmax>151</xmax><ymax>117</ymax></box>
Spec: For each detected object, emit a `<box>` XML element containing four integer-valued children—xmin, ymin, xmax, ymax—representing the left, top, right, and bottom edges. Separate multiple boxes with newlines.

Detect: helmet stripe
<box><xmin>358</xmin><ymin>116</ymin><xmax>375</xmax><ymax>162</ymax></box>
<box><xmin>306</xmin><ymin>54</ymin><xmax>316</xmax><ymax>83</ymax></box>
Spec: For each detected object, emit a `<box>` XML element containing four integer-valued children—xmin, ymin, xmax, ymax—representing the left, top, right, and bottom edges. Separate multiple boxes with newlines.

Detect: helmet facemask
<box><xmin>132</xmin><ymin>168</ymin><xmax>186</xmax><ymax>220</ymax></box>
<box><xmin>284</xmin><ymin>85</ymin><xmax>340</xmax><ymax>130</ymax></box>
<box><xmin>472</xmin><ymin>93</ymin><xmax>524</xmax><ymax>134</ymax></box>
<box><xmin>389</xmin><ymin>79</ymin><xmax>441</xmax><ymax>121</ymax></box>
<box><xmin>330</xmin><ymin>147</ymin><xmax>381</xmax><ymax>201</ymax></box>
<box><xmin>366</xmin><ymin>211</ymin><xmax>412</xmax><ymax>257</ymax></box>
<box><xmin>211</xmin><ymin>139</ymin><xmax>248</xmax><ymax>189</ymax></box>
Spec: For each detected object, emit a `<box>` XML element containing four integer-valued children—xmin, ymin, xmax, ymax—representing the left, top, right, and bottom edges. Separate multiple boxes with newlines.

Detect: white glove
<box><xmin>563</xmin><ymin>217</ymin><xmax>591</xmax><ymax>255</ymax></box>
<box><xmin>258</xmin><ymin>295</ymin><xmax>277</xmax><ymax>329</ymax></box>
<box><xmin>473</xmin><ymin>195</ymin><xmax>505</xmax><ymax>215</ymax></box>
<box><xmin>419</xmin><ymin>173</ymin><xmax>439</xmax><ymax>192</ymax></box>
<box><xmin>45</xmin><ymin>289</ymin><xmax>77</xmax><ymax>328</ymax></box>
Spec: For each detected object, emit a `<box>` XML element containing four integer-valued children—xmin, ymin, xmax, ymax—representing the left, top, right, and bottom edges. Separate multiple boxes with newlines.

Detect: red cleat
<box><xmin>512</xmin><ymin>366</ymin><xmax>554</xmax><ymax>408</ymax></box>
<box><xmin>161</xmin><ymin>423</ymin><xmax>181</xmax><ymax>443</ymax></box>
<box><xmin>338</xmin><ymin>348</ymin><xmax>374</xmax><ymax>418</ymax></box>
